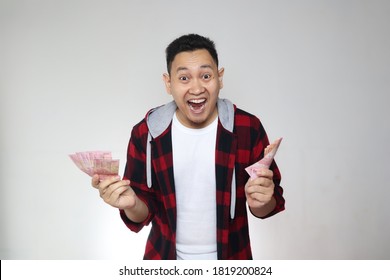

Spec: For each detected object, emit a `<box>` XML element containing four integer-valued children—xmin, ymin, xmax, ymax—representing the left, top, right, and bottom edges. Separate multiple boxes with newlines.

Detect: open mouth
<box><xmin>187</xmin><ymin>98</ymin><xmax>206</xmax><ymax>113</ymax></box>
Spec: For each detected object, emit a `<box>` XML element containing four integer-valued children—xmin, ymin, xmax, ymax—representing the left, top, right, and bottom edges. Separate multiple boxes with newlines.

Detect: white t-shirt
<box><xmin>172</xmin><ymin>112</ymin><xmax>218</xmax><ymax>260</ymax></box>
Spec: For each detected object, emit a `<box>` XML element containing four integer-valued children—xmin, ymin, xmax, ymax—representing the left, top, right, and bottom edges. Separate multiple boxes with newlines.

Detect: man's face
<box><xmin>163</xmin><ymin>49</ymin><xmax>224</xmax><ymax>129</ymax></box>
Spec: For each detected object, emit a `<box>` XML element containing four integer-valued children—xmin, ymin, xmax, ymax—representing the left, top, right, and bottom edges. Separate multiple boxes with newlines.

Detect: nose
<box><xmin>189</xmin><ymin>79</ymin><xmax>205</xmax><ymax>95</ymax></box>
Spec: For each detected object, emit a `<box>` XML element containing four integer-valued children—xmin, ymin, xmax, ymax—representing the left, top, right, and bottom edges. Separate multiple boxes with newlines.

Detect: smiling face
<box><xmin>163</xmin><ymin>49</ymin><xmax>224</xmax><ymax>129</ymax></box>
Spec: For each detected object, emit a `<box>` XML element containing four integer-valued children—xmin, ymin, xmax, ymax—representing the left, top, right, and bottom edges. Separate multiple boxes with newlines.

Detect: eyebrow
<box><xmin>175</xmin><ymin>64</ymin><xmax>213</xmax><ymax>73</ymax></box>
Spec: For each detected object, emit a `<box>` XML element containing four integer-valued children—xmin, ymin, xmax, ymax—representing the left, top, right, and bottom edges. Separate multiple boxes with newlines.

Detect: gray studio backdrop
<box><xmin>1</xmin><ymin>0</ymin><xmax>389</xmax><ymax>259</ymax></box>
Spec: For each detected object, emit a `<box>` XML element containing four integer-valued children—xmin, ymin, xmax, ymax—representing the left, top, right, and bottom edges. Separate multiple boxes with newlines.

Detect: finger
<box><xmin>246</xmin><ymin>184</ymin><xmax>271</xmax><ymax>195</ymax></box>
<box><xmin>264</xmin><ymin>144</ymin><xmax>273</xmax><ymax>155</ymax></box>
<box><xmin>101</xmin><ymin>180</ymin><xmax>130</xmax><ymax>203</ymax></box>
<box><xmin>249</xmin><ymin>192</ymin><xmax>273</xmax><ymax>205</ymax></box>
<box><xmin>255</xmin><ymin>168</ymin><xmax>273</xmax><ymax>179</ymax></box>
<box><xmin>246</xmin><ymin>178</ymin><xmax>275</xmax><ymax>194</ymax></box>
<box><xmin>246</xmin><ymin>185</ymin><xmax>260</xmax><ymax>195</ymax></box>
<box><xmin>91</xmin><ymin>174</ymin><xmax>100</xmax><ymax>189</ymax></box>
<box><xmin>247</xmin><ymin>181</ymin><xmax>274</xmax><ymax>194</ymax></box>
<box><xmin>106</xmin><ymin>184</ymin><xmax>131</xmax><ymax>203</ymax></box>
<box><xmin>98</xmin><ymin>176</ymin><xmax>122</xmax><ymax>197</ymax></box>
<box><xmin>98</xmin><ymin>175</ymin><xmax>121</xmax><ymax>189</ymax></box>
<box><xmin>248</xmin><ymin>176</ymin><xmax>270</xmax><ymax>187</ymax></box>
<box><xmin>100</xmin><ymin>179</ymin><xmax>130</xmax><ymax>197</ymax></box>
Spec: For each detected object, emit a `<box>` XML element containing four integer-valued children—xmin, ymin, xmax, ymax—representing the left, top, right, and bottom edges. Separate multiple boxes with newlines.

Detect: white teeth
<box><xmin>189</xmin><ymin>98</ymin><xmax>206</xmax><ymax>104</ymax></box>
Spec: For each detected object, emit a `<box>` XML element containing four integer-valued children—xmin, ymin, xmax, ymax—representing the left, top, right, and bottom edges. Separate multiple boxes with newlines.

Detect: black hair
<box><xmin>165</xmin><ymin>34</ymin><xmax>219</xmax><ymax>74</ymax></box>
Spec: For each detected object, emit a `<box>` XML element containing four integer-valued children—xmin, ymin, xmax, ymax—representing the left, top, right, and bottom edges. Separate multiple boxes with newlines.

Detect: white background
<box><xmin>1</xmin><ymin>0</ymin><xmax>389</xmax><ymax>260</ymax></box>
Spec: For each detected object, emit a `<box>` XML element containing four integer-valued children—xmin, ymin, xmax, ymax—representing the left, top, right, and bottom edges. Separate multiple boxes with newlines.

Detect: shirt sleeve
<box><xmin>120</xmin><ymin>121</ymin><xmax>156</xmax><ymax>232</ymax></box>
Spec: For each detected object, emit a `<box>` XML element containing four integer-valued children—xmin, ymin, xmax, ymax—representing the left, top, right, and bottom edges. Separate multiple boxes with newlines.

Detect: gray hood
<box><xmin>146</xmin><ymin>98</ymin><xmax>235</xmax><ymax>138</ymax></box>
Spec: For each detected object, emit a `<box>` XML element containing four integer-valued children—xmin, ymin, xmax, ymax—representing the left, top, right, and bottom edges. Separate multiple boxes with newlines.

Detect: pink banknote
<box><xmin>69</xmin><ymin>151</ymin><xmax>119</xmax><ymax>179</ymax></box>
<box><xmin>245</xmin><ymin>137</ymin><xmax>283</xmax><ymax>178</ymax></box>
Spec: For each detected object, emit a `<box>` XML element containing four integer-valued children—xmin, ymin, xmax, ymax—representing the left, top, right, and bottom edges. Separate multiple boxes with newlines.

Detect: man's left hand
<box><xmin>245</xmin><ymin>168</ymin><xmax>275</xmax><ymax>209</ymax></box>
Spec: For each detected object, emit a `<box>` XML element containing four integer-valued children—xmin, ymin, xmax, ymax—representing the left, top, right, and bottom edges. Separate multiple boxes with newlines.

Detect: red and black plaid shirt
<box><xmin>120</xmin><ymin>105</ymin><xmax>285</xmax><ymax>259</ymax></box>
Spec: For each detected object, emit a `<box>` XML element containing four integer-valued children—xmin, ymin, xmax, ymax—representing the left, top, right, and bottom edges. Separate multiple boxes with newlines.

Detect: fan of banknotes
<box><xmin>69</xmin><ymin>151</ymin><xmax>119</xmax><ymax>180</ymax></box>
<box><xmin>245</xmin><ymin>137</ymin><xmax>283</xmax><ymax>178</ymax></box>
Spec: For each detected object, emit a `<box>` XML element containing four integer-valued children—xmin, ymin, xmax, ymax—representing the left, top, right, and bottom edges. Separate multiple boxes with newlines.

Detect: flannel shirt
<box><xmin>120</xmin><ymin>99</ymin><xmax>285</xmax><ymax>259</ymax></box>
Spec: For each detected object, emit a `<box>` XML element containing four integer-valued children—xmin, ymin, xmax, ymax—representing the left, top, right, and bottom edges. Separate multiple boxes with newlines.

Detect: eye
<box><xmin>179</xmin><ymin>76</ymin><xmax>189</xmax><ymax>81</ymax></box>
<box><xmin>203</xmin><ymin>73</ymin><xmax>212</xmax><ymax>80</ymax></box>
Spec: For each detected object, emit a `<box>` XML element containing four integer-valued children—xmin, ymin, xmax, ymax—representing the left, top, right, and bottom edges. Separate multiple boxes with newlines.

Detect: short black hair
<box><xmin>165</xmin><ymin>34</ymin><xmax>219</xmax><ymax>74</ymax></box>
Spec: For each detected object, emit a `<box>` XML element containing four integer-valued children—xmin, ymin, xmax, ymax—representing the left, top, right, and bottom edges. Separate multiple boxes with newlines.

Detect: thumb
<box><xmin>91</xmin><ymin>174</ymin><xmax>100</xmax><ymax>188</ymax></box>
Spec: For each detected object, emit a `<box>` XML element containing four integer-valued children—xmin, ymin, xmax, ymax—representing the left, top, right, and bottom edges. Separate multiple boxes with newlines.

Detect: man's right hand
<box><xmin>91</xmin><ymin>175</ymin><xmax>137</xmax><ymax>210</ymax></box>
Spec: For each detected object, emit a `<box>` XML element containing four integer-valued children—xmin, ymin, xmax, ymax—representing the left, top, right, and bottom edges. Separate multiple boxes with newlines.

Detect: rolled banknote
<box><xmin>245</xmin><ymin>137</ymin><xmax>283</xmax><ymax>178</ymax></box>
<box><xmin>69</xmin><ymin>151</ymin><xmax>119</xmax><ymax>180</ymax></box>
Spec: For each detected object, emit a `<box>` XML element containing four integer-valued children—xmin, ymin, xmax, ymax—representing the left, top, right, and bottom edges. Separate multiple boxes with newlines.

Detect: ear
<box><xmin>163</xmin><ymin>73</ymin><xmax>171</xmax><ymax>94</ymax></box>
<box><xmin>218</xmin><ymin>67</ymin><xmax>225</xmax><ymax>89</ymax></box>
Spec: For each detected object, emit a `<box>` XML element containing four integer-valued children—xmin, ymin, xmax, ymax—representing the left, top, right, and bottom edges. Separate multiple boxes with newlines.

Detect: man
<box><xmin>92</xmin><ymin>34</ymin><xmax>285</xmax><ymax>260</ymax></box>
